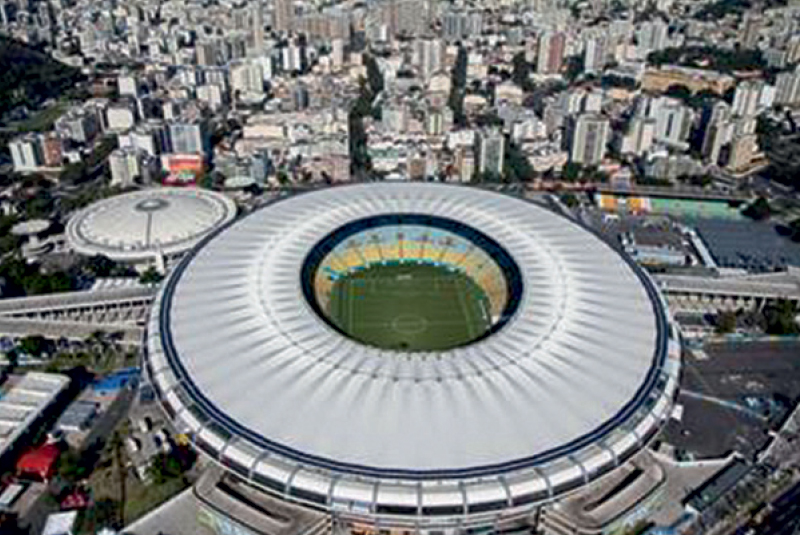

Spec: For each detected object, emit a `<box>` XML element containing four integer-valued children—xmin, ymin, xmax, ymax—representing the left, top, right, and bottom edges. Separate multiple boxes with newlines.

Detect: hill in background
<box><xmin>0</xmin><ymin>36</ymin><xmax>84</xmax><ymax>120</ymax></box>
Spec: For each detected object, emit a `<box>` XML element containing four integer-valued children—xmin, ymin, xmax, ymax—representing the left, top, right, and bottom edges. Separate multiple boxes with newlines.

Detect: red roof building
<box><xmin>16</xmin><ymin>443</ymin><xmax>61</xmax><ymax>481</ymax></box>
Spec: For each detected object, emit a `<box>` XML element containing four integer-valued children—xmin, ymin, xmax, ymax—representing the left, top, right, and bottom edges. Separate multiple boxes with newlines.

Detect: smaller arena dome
<box><xmin>66</xmin><ymin>188</ymin><xmax>236</xmax><ymax>264</ymax></box>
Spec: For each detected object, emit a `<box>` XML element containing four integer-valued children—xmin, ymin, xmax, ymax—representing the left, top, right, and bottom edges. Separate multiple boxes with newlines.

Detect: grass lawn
<box><xmin>327</xmin><ymin>262</ymin><xmax>491</xmax><ymax>351</ymax></box>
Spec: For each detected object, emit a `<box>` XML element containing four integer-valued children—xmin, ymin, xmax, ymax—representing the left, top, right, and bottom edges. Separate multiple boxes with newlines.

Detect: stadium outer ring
<box><xmin>144</xmin><ymin>183</ymin><xmax>682</xmax><ymax>530</ymax></box>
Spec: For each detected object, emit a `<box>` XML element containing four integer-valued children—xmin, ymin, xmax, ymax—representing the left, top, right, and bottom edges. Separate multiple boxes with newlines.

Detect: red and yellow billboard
<box><xmin>161</xmin><ymin>154</ymin><xmax>204</xmax><ymax>186</ymax></box>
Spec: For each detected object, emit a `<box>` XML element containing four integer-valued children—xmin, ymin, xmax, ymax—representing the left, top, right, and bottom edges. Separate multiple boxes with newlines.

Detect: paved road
<box><xmin>81</xmin><ymin>384</ymin><xmax>136</xmax><ymax>453</ymax></box>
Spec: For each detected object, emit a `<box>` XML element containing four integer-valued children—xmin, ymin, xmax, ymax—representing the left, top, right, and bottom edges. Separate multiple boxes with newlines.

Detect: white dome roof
<box><xmin>146</xmin><ymin>183</ymin><xmax>681</xmax><ymax>527</ymax></box>
<box><xmin>66</xmin><ymin>188</ymin><xmax>236</xmax><ymax>262</ymax></box>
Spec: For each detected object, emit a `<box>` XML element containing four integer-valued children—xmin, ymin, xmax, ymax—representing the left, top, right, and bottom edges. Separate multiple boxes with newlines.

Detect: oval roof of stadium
<box><xmin>66</xmin><ymin>188</ymin><xmax>236</xmax><ymax>262</ymax></box>
<box><xmin>147</xmin><ymin>183</ymin><xmax>679</xmax><ymax>515</ymax></box>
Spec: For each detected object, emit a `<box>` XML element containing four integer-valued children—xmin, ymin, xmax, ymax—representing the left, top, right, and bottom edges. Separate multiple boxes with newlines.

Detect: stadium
<box><xmin>145</xmin><ymin>183</ymin><xmax>681</xmax><ymax>533</ymax></box>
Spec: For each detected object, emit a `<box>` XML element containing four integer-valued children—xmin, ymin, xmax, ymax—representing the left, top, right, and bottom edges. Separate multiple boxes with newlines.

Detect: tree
<box><xmin>147</xmin><ymin>452</ymin><xmax>184</xmax><ymax>485</ymax></box>
<box><xmin>762</xmin><ymin>300</ymin><xmax>799</xmax><ymax>335</ymax></box>
<box><xmin>742</xmin><ymin>197</ymin><xmax>771</xmax><ymax>220</ymax></box>
<box><xmin>0</xmin><ymin>215</ymin><xmax>21</xmax><ymax>256</ymax></box>
<box><xmin>89</xmin><ymin>498</ymin><xmax>121</xmax><ymax>531</ymax></box>
<box><xmin>789</xmin><ymin>218</ymin><xmax>800</xmax><ymax>241</ymax></box>
<box><xmin>561</xmin><ymin>162</ymin><xmax>583</xmax><ymax>182</ymax></box>
<box><xmin>81</xmin><ymin>255</ymin><xmax>132</xmax><ymax>278</ymax></box>
<box><xmin>17</xmin><ymin>335</ymin><xmax>50</xmax><ymax>357</ymax></box>
<box><xmin>504</xmin><ymin>141</ymin><xmax>536</xmax><ymax>183</ymax></box>
<box><xmin>57</xmin><ymin>449</ymin><xmax>90</xmax><ymax>482</ymax></box>
<box><xmin>601</xmin><ymin>74</ymin><xmax>638</xmax><ymax>90</ymax></box>
<box><xmin>448</xmin><ymin>46</ymin><xmax>468</xmax><ymax>127</ymax></box>
<box><xmin>560</xmin><ymin>192</ymin><xmax>580</xmax><ymax>208</ymax></box>
<box><xmin>665</xmin><ymin>84</ymin><xmax>693</xmax><ymax>102</ymax></box>
<box><xmin>715</xmin><ymin>310</ymin><xmax>737</xmax><ymax>334</ymax></box>
<box><xmin>511</xmin><ymin>52</ymin><xmax>534</xmax><ymax>92</ymax></box>
<box><xmin>0</xmin><ymin>35</ymin><xmax>85</xmax><ymax>116</ymax></box>
<box><xmin>364</xmin><ymin>54</ymin><xmax>384</xmax><ymax>97</ymax></box>
<box><xmin>0</xmin><ymin>257</ymin><xmax>74</xmax><ymax>296</ymax></box>
<box><xmin>647</xmin><ymin>46</ymin><xmax>765</xmax><ymax>73</ymax></box>
<box><xmin>693</xmin><ymin>0</ymin><xmax>752</xmax><ymax>21</ymax></box>
<box><xmin>6</xmin><ymin>349</ymin><xmax>19</xmax><ymax>369</ymax></box>
<box><xmin>564</xmin><ymin>55</ymin><xmax>584</xmax><ymax>82</ymax></box>
<box><xmin>139</xmin><ymin>267</ymin><xmax>164</xmax><ymax>285</ymax></box>
<box><xmin>348</xmin><ymin>74</ymin><xmax>378</xmax><ymax>178</ymax></box>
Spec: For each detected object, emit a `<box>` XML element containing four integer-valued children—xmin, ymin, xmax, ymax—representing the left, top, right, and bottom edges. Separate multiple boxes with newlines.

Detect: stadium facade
<box><xmin>144</xmin><ymin>183</ymin><xmax>681</xmax><ymax>533</ymax></box>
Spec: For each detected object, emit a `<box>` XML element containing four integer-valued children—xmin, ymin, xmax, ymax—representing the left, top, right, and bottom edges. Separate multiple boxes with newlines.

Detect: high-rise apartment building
<box><xmin>475</xmin><ymin>128</ymin><xmax>506</xmax><ymax>177</ymax></box>
<box><xmin>583</xmin><ymin>36</ymin><xmax>607</xmax><ymax>74</ymax></box>
<box><xmin>636</xmin><ymin>20</ymin><xmax>668</xmax><ymax>53</ymax></box>
<box><xmin>732</xmin><ymin>81</ymin><xmax>773</xmax><ymax>117</ymax></box>
<box><xmin>569</xmin><ymin>114</ymin><xmax>609</xmax><ymax>165</ymax></box>
<box><xmin>9</xmin><ymin>136</ymin><xmax>44</xmax><ymax>172</ymax></box>
<box><xmin>620</xmin><ymin>117</ymin><xmax>656</xmax><ymax>156</ymax></box>
<box><xmin>647</xmin><ymin>97</ymin><xmax>693</xmax><ymax>147</ymax></box>
<box><xmin>537</xmin><ymin>31</ymin><xmax>566</xmax><ymax>75</ymax></box>
<box><xmin>169</xmin><ymin>119</ymin><xmax>210</xmax><ymax>156</ymax></box>
<box><xmin>251</xmin><ymin>2</ymin><xmax>265</xmax><ymax>51</ymax></box>
<box><xmin>775</xmin><ymin>68</ymin><xmax>800</xmax><ymax>106</ymax></box>
<box><xmin>274</xmin><ymin>0</ymin><xmax>294</xmax><ymax>33</ymax></box>
<box><xmin>416</xmin><ymin>38</ymin><xmax>445</xmax><ymax>81</ymax></box>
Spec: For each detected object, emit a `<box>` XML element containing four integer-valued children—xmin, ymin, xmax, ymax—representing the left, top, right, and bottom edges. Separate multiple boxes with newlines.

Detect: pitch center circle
<box><xmin>135</xmin><ymin>198</ymin><xmax>171</xmax><ymax>212</ymax></box>
<box><xmin>391</xmin><ymin>314</ymin><xmax>429</xmax><ymax>335</ymax></box>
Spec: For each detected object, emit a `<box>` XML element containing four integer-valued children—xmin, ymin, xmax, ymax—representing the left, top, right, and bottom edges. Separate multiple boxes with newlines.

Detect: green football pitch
<box><xmin>327</xmin><ymin>263</ymin><xmax>492</xmax><ymax>351</ymax></box>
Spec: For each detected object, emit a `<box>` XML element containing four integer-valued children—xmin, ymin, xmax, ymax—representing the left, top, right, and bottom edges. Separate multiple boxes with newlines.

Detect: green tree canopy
<box><xmin>511</xmin><ymin>52</ymin><xmax>535</xmax><ymax>92</ymax></box>
<box><xmin>146</xmin><ymin>452</ymin><xmax>185</xmax><ymax>485</ymax></box>
<box><xmin>762</xmin><ymin>300</ymin><xmax>799</xmax><ymax>335</ymax></box>
<box><xmin>138</xmin><ymin>267</ymin><xmax>164</xmax><ymax>286</ymax></box>
<box><xmin>647</xmin><ymin>46</ymin><xmax>765</xmax><ymax>73</ymax></box>
<box><xmin>17</xmin><ymin>335</ymin><xmax>51</xmax><ymax>357</ymax></box>
<box><xmin>364</xmin><ymin>54</ymin><xmax>384</xmax><ymax>96</ymax></box>
<box><xmin>715</xmin><ymin>310</ymin><xmax>737</xmax><ymax>334</ymax></box>
<box><xmin>742</xmin><ymin>197</ymin><xmax>771</xmax><ymax>220</ymax></box>
<box><xmin>448</xmin><ymin>46</ymin><xmax>468</xmax><ymax>127</ymax></box>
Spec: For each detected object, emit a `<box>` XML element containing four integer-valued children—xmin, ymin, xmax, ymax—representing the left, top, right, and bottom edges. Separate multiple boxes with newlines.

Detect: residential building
<box><xmin>9</xmin><ymin>136</ymin><xmax>43</xmax><ymax>172</ymax></box>
<box><xmin>475</xmin><ymin>128</ymin><xmax>505</xmax><ymax>177</ymax></box>
<box><xmin>537</xmin><ymin>31</ymin><xmax>566</xmax><ymax>75</ymax></box>
<box><xmin>570</xmin><ymin>113</ymin><xmax>609</xmax><ymax>165</ymax></box>
<box><xmin>620</xmin><ymin>117</ymin><xmax>656</xmax><ymax>156</ymax></box>
<box><xmin>584</xmin><ymin>36</ymin><xmax>607</xmax><ymax>74</ymax></box>
<box><xmin>169</xmin><ymin>119</ymin><xmax>210</xmax><ymax>156</ymax></box>
<box><xmin>274</xmin><ymin>0</ymin><xmax>294</xmax><ymax>33</ymax></box>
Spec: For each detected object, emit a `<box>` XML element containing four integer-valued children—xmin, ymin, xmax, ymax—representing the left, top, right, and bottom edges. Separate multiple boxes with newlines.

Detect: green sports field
<box><xmin>327</xmin><ymin>263</ymin><xmax>492</xmax><ymax>351</ymax></box>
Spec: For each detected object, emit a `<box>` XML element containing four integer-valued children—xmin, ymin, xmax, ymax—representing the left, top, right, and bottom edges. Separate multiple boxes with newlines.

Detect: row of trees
<box><xmin>647</xmin><ymin>46</ymin><xmax>765</xmax><ymax>73</ymax></box>
<box><xmin>0</xmin><ymin>257</ymin><xmax>73</xmax><ymax>297</ymax></box>
<box><xmin>715</xmin><ymin>300</ymin><xmax>799</xmax><ymax>336</ymax></box>
<box><xmin>348</xmin><ymin>54</ymin><xmax>384</xmax><ymax>179</ymax></box>
<box><xmin>448</xmin><ymin>46</ymin><xmax>468</xmax><ymax>127</ymax></box>
<box><xmin>0</xmin><ymin>251</ymin><xmax>163</xmax><ymax>299</ymax></box>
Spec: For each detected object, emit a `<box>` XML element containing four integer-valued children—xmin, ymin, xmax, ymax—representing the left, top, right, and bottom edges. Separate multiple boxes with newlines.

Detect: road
<box><xmin>81</xmin><ymin>384</ymin><xmax>136</xmax><ymax>453</ymax></box>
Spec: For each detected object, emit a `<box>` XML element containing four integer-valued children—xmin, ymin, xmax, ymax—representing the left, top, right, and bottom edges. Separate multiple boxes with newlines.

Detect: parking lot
<box><xmin>662</xmin><ymin>340</ymin><xmax>800</xmax><ymax>460</ymax></box>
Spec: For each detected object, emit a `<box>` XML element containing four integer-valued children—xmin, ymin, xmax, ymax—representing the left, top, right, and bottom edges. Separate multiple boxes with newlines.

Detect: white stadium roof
<box><xmin>146</xmin><ymin>183</ymin><xmax>681</xmax><ymax>528</ymax></box>
<box><xmin>66</xmin><ymin>188</ymin><xmax>236</xmax><ymax>263</ymax></box>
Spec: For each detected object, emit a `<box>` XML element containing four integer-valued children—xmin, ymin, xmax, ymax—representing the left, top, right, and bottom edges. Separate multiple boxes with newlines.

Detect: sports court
<box><xmin>327</xmin><ymin>263</ymin><xmax>492</xmax><ymax>351</ymax></box>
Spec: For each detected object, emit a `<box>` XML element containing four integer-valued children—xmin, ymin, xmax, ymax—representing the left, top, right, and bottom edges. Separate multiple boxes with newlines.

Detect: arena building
<box><xmin>65</xmin><ymin>188</ymin><xmax>237</xmax><ymax>268</ymax></box>
<box><xmin>144</xmin><ymin>183</ymin><xmax>681</xmax><ymax>534</ymax></box>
